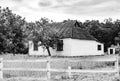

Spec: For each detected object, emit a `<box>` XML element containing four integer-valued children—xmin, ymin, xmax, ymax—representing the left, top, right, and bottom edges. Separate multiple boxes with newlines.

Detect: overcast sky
<box><xmin>0</xmin><ymin>0</ymin><xmax>120</xmax><ymax>22</ymax></box>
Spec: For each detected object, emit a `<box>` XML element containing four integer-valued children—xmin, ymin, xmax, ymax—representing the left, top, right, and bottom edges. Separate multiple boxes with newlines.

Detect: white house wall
<box><xmin>70</xmin><ymin>39</ymin><xmax>104</xmax><ymax>56</ymax></box>
<box><xmin>29</xmin><ymin>38</ymin><xmax>104</xmax><ymax>56</ymax></box>
<box><xmin>50</xmin><ymin>38</ymin><xmax>71</xmax><ymax>56</ymax></box>
<box><xmin>50</xmin><ymin>38</ymin><xmax>104</xmax><ymax>56</ymax></box>
<box><xmin>29</xmin><ymin>41</ymin><xmax>48</xmax><ymax>55</ymax></box>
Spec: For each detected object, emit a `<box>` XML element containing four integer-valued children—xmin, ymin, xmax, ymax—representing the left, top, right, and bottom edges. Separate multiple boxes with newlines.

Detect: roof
<box><xmin>51</xmin><ymin>20</ymin><xmax>97</xmax><ymax>41</ymax></box>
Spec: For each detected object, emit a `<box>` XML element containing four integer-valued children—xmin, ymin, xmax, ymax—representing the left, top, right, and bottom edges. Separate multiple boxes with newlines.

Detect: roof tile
<box><xmin>51</xmin><ymin>20</ymin><xmax>97</xmax><ymax>41</ymax></box>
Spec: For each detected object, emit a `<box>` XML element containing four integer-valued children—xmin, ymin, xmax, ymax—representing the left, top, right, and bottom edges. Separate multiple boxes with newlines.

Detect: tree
<box><xmin>30</xmin><ymin>17</ymin><xmax>59</xmax><ymax>56</ymax></box>
<box><xmin>0</xmin><ymin>7</ymin><xmax>27</xmax><ymax>54</ymax></box>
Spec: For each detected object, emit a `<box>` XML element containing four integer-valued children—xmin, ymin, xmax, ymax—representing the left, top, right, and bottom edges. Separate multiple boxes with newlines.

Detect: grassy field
<box><xmin>1</xmin><ymin>73</ymin><xmax>119</xmax><ymax>81</ymax></box>
<box><xmin>0</xmin><ymin>73</ymin><xmax>118</xmax><ymax>81</ymax></box>
<box><xmin>0</xmin><ymin>54</ymin><xmax>119</xmax><ymax>81</ymax></box>
<box><xmin>1</xmin><ymin>54</ymin><xmax>117</xmax><ymax>69</ymax></box>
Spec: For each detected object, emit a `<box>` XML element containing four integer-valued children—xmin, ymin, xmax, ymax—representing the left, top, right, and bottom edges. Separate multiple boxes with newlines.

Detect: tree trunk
<box><xmin>46</xmin><ymin>47</ymin><xmax>51</xmax><ymax>56</ymax></box>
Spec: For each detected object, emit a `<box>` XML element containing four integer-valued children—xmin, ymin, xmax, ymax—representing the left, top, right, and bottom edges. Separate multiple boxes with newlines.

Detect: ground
<box><xmin>0</xmin><ymin>54</ymin><xmax>119</xmax><ymax>81</ymax></box>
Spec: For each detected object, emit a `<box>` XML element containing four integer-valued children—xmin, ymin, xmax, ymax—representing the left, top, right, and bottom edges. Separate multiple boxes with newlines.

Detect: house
<box><xmin>107</xmin><ymin>45</ymin><xmax>118</xmax><ymax>55</ymax></box>
<box><xmin>108</xmin><ymin>37</ymin><xmax>120</xmax><ymax>55</ymax></box>
<box><xmin>29</xmin><ymin>20</ymin><xmax>104</xmax><ymax>56</ymax></box>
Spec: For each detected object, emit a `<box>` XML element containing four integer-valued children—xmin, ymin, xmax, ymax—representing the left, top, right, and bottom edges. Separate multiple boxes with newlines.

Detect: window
<box><xmin>98</xmin><ymin>45</ymin><xmax>101</xmax><ymax>51</ymax></box>
<box><xmin>57</xmin><ymin>40</ymin><xmax>63</xmax><ymax>51</ymax></box>
<box><xmin>110</xmin><ymin>49</ymin><xmax>113</xmax><ymax>54</ymax></box>
<box><xmin>34</xmin><ymin>42</ymin><xmax>38</xmax><ymax>51</ymax></box>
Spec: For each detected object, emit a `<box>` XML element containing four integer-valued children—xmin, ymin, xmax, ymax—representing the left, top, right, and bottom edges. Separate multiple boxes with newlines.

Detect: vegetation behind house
<box><xmin>0</xmin><ymin>7</ymin><xmax>120</xmax><ymax>54</ymax></box>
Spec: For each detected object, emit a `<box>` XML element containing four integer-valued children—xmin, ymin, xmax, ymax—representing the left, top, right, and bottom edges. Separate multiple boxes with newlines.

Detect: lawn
<box><xmin>0</xmin><ymin>54</ymin><xmax>119</xmax><ymax>81</ymax></box>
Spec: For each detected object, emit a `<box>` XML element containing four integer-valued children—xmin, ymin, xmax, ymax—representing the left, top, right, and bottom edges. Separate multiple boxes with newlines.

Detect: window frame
<box><xmin>97</xmin><ymin>44</ymin><xmax>102</xmax><ymax>51</ymax></box>
<box><xmin>57</xmin><ymin>40</ymin><xmax>63</xmax><ymax>51</ymax></box>
<box><xmin>110</xmin><ymin>49</ymin><xmax>113</xmax><ymax>54</ymax></box>
<box><xmin>34</xmin><ymin>42</ymin><xmax>38</xmax><ymax>51</ymax></box>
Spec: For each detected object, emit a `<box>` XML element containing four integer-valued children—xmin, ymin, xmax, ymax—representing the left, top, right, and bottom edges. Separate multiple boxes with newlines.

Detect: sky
<box><xmin>0</xmin><ymin>0</ymin><xmax>120</xmax><ymax>22</ymax></box>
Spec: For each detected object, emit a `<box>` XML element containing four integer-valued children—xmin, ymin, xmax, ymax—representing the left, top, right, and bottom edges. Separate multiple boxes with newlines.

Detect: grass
<box><xmin>0</xmin><ymin>54</ymin><xmax>119</xmax><ymax>81</ymax></box>
<box><xmin>2</xmin><ymin>73</ymin><xmax>119</xmax><ymax>81</ymax></box>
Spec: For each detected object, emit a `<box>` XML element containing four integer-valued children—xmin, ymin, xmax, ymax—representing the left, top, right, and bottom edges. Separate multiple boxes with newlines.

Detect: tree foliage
<box><xmin>82</xmin><ymin>18</ymin><xmax>120</xmax><ymax>51</ymax></box>
<box><xmin>29</xmin><ymin>18</ymin><xmax>59</xmax><ymax>56</ymax></box>
<box><xmin>0</xmin><ymin>7</ymin><xmax>27</xmax><ymax>54</ymax></box>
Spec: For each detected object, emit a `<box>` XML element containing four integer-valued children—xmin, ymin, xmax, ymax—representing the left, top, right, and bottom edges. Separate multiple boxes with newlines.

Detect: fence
<box><xmin>0</xmin><ymin>55</ymin><xmax>119</xmax><ymax>80</ymax></box>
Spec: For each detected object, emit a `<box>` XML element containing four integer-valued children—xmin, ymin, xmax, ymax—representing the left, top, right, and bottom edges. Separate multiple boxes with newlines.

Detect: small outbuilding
<box><xmin>29</xmin><ymin>21</ymin><xmax>104</xmax><ymax>56</ymax></box>
<box><xmin>108</xmin><ymin>36</ymin><xmax>120</xmax><ymax>55</ymax></box>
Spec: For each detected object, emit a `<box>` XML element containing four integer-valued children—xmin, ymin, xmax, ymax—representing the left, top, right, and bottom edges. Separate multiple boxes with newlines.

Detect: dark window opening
<box><xmin>57</xmin><ymin>40</ymin><xmax>63</xmax><ymax>51</ymax></box>
<box><xmin>98</xmin><ymin>45</ymin><xmax>101</xmax><ymax>50</ymax></box>
<box><xmin>34</xmin><ymin>42</ymin><xmax>38</xmax><ymax>51</ymax></box>
<box><xmin>110</xmin><ymin>49</ymin><xmax>113</xmax><ymax>54</ymax></box>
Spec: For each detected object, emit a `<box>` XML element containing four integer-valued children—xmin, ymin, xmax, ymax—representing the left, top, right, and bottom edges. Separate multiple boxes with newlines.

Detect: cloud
<box><xmin>0</xmin><ymin>0</ymin><xmax>120</xmax><ymax>22</ymax></box>
<box><xmin>47</xmin><ymin>0</ymin><xmax>120</xmax><ymax>19</ymax></box>
<box><xmin>35</xmin><ymin>0</ymin><xmax>120</xmax><ymax>16</ymax></box>
<box><xmin>50</xmin><ymin>0</ymin><xmax>120</xmax><ymax>14</ymax></box>
<box><xmin>39</xmin><ymin>0</ymin><xmax>52</xmax><ymax>7</ymax></box>
<box><xmin>12</xmin><ymin>0</ymin><xmax>23</xmax><ymax>2</ymax></box>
